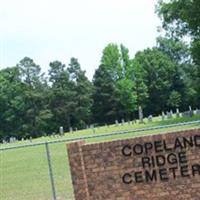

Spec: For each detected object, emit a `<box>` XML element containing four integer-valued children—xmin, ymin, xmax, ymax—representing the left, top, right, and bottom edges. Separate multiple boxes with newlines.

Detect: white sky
<box><xmin>0</xmin><ymin>0</ymin><xmax>160</xmax><ymax>79</ymax></box>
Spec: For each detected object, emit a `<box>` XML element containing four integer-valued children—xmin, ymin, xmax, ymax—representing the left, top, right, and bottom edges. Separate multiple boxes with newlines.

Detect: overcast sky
<box><xmin>0</xmin><ymin>0</ymin><xmax>160</xmax><ymax>79</ymax></box>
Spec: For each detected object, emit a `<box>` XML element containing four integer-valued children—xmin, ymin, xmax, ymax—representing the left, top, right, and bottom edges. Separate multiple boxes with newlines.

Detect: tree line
<box><xmin>0</xmin><ymin>0</ymin><xmax>199</xmax><ymax>141</ymax></box>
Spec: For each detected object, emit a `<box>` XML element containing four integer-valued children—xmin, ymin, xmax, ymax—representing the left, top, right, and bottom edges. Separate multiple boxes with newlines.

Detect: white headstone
<box><xmin>59</xmin><ymin>126</ymin><xmax>64</xmax><ymax>135</ymax></box>
<box><xmin>148</xmin><ymin>115</ymin><xmax>153</xmax><ymax>122</ymax></box>
<box><xmin>170</xmin><ymin>110</ymin><xmax>173</xmax><ymax>117</ymax></box>
<box><xmin>196</xmin><ymin>109</ymin><xmax>200</xmax><ymax>115</ymax></box>
<box><xmin>139</xmin><ymin>106</ymin><xmax>143</xmax><ymax>123</ymax></box>
<box><xmin>189</xmin><ymin>106</ymin><xmax>193</xmax><ymax>117</ymax></box>
<box><xmin>176</xmin><ymin>108</ymin><xmax>180</xmax><ymax>118</ymax></box>
<box><xmin>162</xmin><ymin>111</ymin><xmax>165</xmax><ymax>120</ymax></box>
<box><xmin>167</xmin><ymin>111</ymin><xmax>172</xmax><ymax>119</ymax></box>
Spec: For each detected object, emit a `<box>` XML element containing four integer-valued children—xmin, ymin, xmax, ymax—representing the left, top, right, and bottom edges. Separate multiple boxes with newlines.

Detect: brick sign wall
<box><xmin>67</xmin><ymin>129</ymin><xmax>200</xmax><ymax>200</ymax></box>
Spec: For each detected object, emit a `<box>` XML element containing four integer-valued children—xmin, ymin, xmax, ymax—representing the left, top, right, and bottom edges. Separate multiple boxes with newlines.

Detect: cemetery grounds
<box><xmin>0</xmin><ymin>114</ymin><xmax>200</xmax><ymax>200</ymax></box>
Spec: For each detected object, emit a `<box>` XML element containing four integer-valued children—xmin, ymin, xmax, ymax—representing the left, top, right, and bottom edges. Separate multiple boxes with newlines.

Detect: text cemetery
<box><xmin>122</xmin><ymin>135</ymin><xmax>200</xmax><ymax>184</ymax></box>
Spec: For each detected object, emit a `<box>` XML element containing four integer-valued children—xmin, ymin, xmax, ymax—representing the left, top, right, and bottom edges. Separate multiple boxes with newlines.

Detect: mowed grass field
<box><xmin>0</xmin><ymin>115</ymin><xmax>200</xmax><ymax>200</ymax></box>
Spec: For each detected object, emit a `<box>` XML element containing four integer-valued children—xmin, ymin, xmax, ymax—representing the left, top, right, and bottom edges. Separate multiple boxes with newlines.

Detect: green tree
<box><xmin>167</xmin><ymin>90</ymin><xmax>181</xmax><ymax>108</ymax></box>
<box><xmin>157</xmin><ymin>0</ymin><xmax>200</xmax><ymax>103</ymax></box>
<box><xmin>92</xmin><ymin>64</ymin><xmax>118</xmax><ymax>124</ymax></box>
<box><xmin>68</xmin><ymin>58</ymin><xmax>93</xmax><ymax>128</ymax></box>
<box><xmin>101</xmin><ymin>43</ymin><xmax>121</xmax><ymax>80</ymax></box>
<box><xmin>156</xmin><ymin>36</ymin><xmax>190</xmax><ymax>63</ymax></box>
<box><xmin>17</xmin><ymin>57</ymin><xmax>41</xmax><ymax>87</ymax></box>
<box><xmin>49</xmin><ymin>60</ymin><xmax>66</xmax><ymax>85</ymax></box>
<box><xmin>131</xmin><ymin>59</ymin><xmax>149</xmax><ymax>109</ymax></box>
<box><xmin>134</xmin><ymin>48</ymin><xmax>176</xmax><ymax>114</ymax></box>
<box><xmin>48</xmin><ymin>60</ymin><xmax>75</xmax><ymax>132</ymax></box>
<box><xmin>48</xmin><ymin>58</ymin><xmax>93</xmax><ymax>131</ymax></box>
<box><xmin>17</xmin><ymin>57</ymin><xmax>51</xmax><ymax>138</ymax></box>
<box><xmin>156</xmin><ymin>37</ymin><xmax>196</xmax><ymax>109</ymax></box>
<box><xmin>97</xmin><ymin>43</ymin><xmax>137</xmax><ymax>120</ymax></box>
<box><xmin>0</xmin><ymin>67</ymin><xmax>25</xmax><ymax>140</ymax></box>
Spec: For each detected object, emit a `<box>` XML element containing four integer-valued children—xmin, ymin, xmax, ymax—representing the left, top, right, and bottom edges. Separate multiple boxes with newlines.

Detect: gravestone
<box><xmin>167</xmin><ymin>111</ymin><xmax>173</xmax><ymax>119</ymax></box>
<box><xmin>90</xmin><ymin>124</ymin><xmax>93</xmax><ymax>129</ymax></box>
<box><xmin>196</xmin><ymin>109</ymin><xmax>200</xmax><ymax>115</ymax></box>
<box><xmin>176</xmin><ymin>108</ymin><xmax>180</xmax><ymax>118</ymax></box>
<box><xmin>67</xmin><ymin>129</ymin><xmax>200</xmax><ymax>200</ymax></box>
<box><xmin>90</xmin><ymin>125</ymin><xmax>95</xmax><ymax>134</ymax></box>
<box><xmin>69</xmin><ymin>127</ymin><xmax>73</xmax><ymax>133</ymax></box>
<box><xmin>121</xmin><ymin>119</ymin><xmax>125</xmax><ymax>125</ymax></box>
<box><xmin>167</xmin><ymin>111</ymin><xmax>170</xmax><ymax>119</ymax></box>
<box><xmin>182</xmin><ymin>111</ymin><xmax>192</xmax><ymax>118</ymax></box>
<box><xmin>59</xmin><ymin>126</ymin><xmax>64</xmax><ymax>135</ymax></box>
<box><xmin>148</xmin><ymin>115</ymin><xmax>153</xmax><ymax>122</ymax></box>
<box><xmin>9</xmin><ymin>137</ymin><xmax>16</xmax><ymax>143</ymax></box>
<box><xmin>189</xmin><ymin>106</ymin><xmax>193</xmax><ymax>117</ymax></box>
<box><xmin>170</xmin><ymin>109</ymin><xmax>173</xmax><ymax>117</ymax></box>
<box><xmin>138</xmin><ymin>106</ymin><xmax>143</xmax><ymax>123</ymax></box>
<box><xmin>161</xmin><ymin>111</ymin><xmax>165</xmax><ymax>120</ymax></box>
<box><xmin>115</xmin><ymin>120</ymin><xmax>119</xmax><ymax>126</ymax></box>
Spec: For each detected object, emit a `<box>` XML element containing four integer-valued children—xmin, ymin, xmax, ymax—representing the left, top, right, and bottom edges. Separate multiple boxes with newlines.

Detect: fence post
<box><xmin>45</xmin><ymin>142</ymin><xmax>57</xmax><ymax>200</ymax></box>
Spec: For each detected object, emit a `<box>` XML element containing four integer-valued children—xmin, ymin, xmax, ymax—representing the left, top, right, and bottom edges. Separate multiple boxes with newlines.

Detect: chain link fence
<box><xmin>0</xmin><ymin>142</ymin><xmax>75</xmax><ymax>200</ymax></box>
<box><xmin>0</xmin><ymin>120</ymin><xmax>200</xmax><ymax>200</ymax></box>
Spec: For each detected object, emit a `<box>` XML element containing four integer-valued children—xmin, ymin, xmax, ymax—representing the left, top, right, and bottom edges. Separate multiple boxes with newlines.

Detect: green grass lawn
<box><xmin>0</xmin><ymin>115</ymin><xmax>200</xmax><ymax>200</ymax></box>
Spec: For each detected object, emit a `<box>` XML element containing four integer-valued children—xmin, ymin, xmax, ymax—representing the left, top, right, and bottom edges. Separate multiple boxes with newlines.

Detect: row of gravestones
<box><xmin>2</xmin><ymin>136</ymin><xmax>33</xmax><ymax>144</ymax></box>
<box><xmin>160</xmin><ymin>107</ymin><xmax>200</xmax><ymax>121</ymax></box>
<box><xmin>1</xmin><ymin>108</ymin><xmax>200</xmax><ymax>144</ymax></box>
<box><xmin>2</xmin><ymin>136</ymin><xmax>17</xmax><ymax>144</ymax></box>
<box><xmin>66</xmin><ymin>107</ymin><xmax>200</xmax><ymax>133</ymax></box>
<box><xmin>115</xmin><ymin>106</ymin><xmax>200</xmax><ymax>126</ymax></box>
